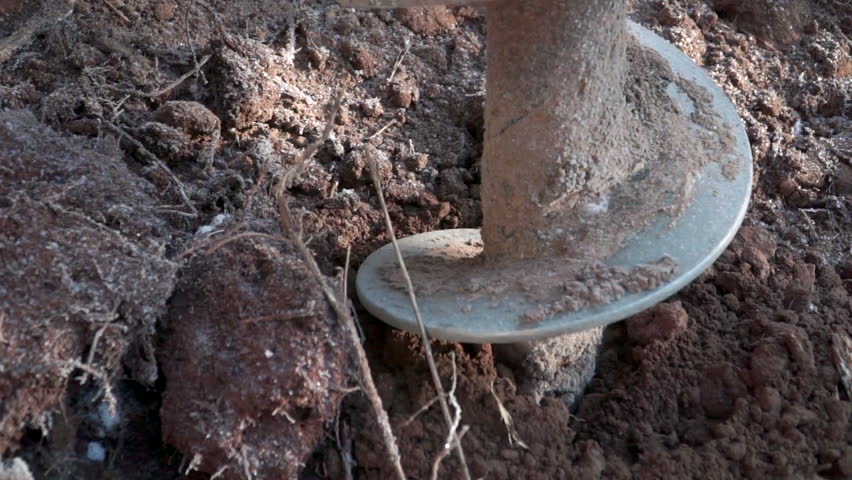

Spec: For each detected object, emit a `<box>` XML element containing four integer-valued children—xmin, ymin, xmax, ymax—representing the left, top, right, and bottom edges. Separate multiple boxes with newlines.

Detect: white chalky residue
<box><xmin>579</xmin><ymin>194</ymin><xmax>610</xmax><ymax>216</ymax></box>
<box><xmin>87</xmin><ymin>441</ymin><xmax>106</xmax><ymax>462</ymax></box>
<box><xmin>196</xmin><ymin>213</ymin><xmax>229</xmax><ymax>236</ymax></box>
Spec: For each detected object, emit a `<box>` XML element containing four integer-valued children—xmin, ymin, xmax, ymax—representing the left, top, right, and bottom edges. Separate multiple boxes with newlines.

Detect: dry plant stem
<box><xmin>103</xmin><ymin>0</ymin><xmax>130</xmax><ymax>23</ymax></box>
<box><xmin>64</xmin><ymin>360</ymin><xmax>117</xmax><ymax>415</ymax></box>
<box><xmin>100</xmin><ymin>120</ymin><xmax>198</xmax><ymax>217</ymax></box>
<box><xmin>430</xmin><ymin>352</ymin><xmax>465</xmax><ymax>480</ymax></box>
<box><xmin>120</xmin><ymin>54</ymin><xmax>212</xmax><ymax>99</ymax></box>
<box><xmin>431</xmin><ymin>426</ymin><xmax>470</xmax><ymax>480</ymax></box>
<box><xmin>277</xmin><ymin>202</ymin><xmax>407</xmax><ymax>480</ymax></box>
<box><xmin>402</xmin><ymin>395</ymin><xmax>441</xmax><ymax>427</ymax></box>
<box><xmin>275</xmin><ymin>99</ymin><xmax>407</xmax><ymax>480</ymax></box>
<box><xmin>367</xmin><ymin>155</ymin><xmax>472</xmax><ymax>480</ymax></box>
<box><xmin>388</xmin><ymin>40</ymin><xmax>412</xmax><ymax>83</ymax></box>
<box><xmin>364</xmin><ymin>119</ymin><xmax>398</xmax><ymax>141</ymax></box>
<box><xmin>79</xmin><ymin>322</ymin><xmax>126</xmax><ymax>385</ymax></box>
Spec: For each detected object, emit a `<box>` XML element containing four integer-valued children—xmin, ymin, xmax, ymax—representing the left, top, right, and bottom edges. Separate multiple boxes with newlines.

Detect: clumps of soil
<box><xmin>625</xmin><ymin>300</ymin><xmax>689</xmax><ymax>345</ymax></box>
<box><xmin>158</xmin><ymin>221</ymin><xmax>349</xmax><ymax>479</ymax></box>
<box><xmin>1</xmin><ymin>0</ymin><xmax>851</xmax><ymax>479</ymax></box>
<box><xmin>136</xmin><ymin>101</ymin><xmax>221</xmax><ymax>166</ymax></box>
<box><xmin>710</xmin><ymin>0</ymin><xmax>810</xmax><ymax>46</ymax></box>
<box><xmin>0</xmin><ymin>110</ymin><xmax>176</xmax><ymax>452</ymax></box>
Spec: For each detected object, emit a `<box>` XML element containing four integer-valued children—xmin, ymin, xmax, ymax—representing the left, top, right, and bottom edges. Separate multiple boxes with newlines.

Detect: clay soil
<box><xmin>1</xmin><ymin>0</ymin><xmax>852</xmax><ymax>479</ymax></box>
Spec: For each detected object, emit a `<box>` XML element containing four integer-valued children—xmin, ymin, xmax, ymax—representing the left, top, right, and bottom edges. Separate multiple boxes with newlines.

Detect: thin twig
<box><xmin>119</xmin><ymin>54</ymin><xmax>212</xmax><ymax>99</ymax></box>
<box><xmin>102</xmin><ymin>0</ymin><xmax>130</xmax><ymax>23</ymax></box>
<box><xmin>430</xmin><ymin>352</ymin><xmax>463</xmax><ymax>480</ymax></box>
<box><xmin>64</xmin><ymin>360</ymin><xmax>118</xmax><ymax>416</ymax></box>
<box><xmin>367</xmin><ymin>151</ymin><xmax>471</xmax><ymax>480</ymax></box>
<box><xmin>100</xmin><ymin>119</ymin><xmax>198</xmax><ymax>218</ymax></box>
<box><xmin>431</xmin><ymin>426</ymin><xmax>470</xmax><ymax>480</ymax></box>
<box><xmin>80</xmin><ymin>322</ymin><xmax>125</xmax><ymax>385</ymax></box>
<box><xmin>363</xmin><ymin>119</ymin><xmax>398</xmax><ymax>141</ymax></box>
<box><xmin>388</xmin><ymin>39</ymin><xmax>412</xmax><ymax>84</ymax></box>
<box><xmin>275</xmin><ymin>100</ymin><xmax>407</xmax><ymax>480</ymax></box>
<box><xmin>343</xmin><ymin>246</ymin><xmax>352</xmax><ymax>299</ymax></box>
<box><xmin>209</xmin><ymin>465</ymin><xmax>229</xmax><ymax>480</ymax></box>
<box><xmin>402</xmin><ymin>395</ymin><xmax>441</xmax><ymax>427</ymax></box>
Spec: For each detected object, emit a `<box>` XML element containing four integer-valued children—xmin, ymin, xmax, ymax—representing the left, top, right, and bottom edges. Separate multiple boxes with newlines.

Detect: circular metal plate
<box><xmin>356</xmin><ymin>22</ymin><xmax>752</xmax><ymax>343</ymax></box>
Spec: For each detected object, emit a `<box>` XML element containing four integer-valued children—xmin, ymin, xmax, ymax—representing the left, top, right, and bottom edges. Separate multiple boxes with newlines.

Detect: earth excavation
<box><xmin>0</xmin><ymin>0</ymin><xmax>851</xmax><ymax>479</ymax></box>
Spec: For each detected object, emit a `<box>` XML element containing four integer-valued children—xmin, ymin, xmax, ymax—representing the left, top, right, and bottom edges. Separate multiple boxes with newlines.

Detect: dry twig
<box><xmin>275</xmin><ymin>99</ymin><xmax>407</xmax><ymax>480</ymax></box>
<box><xmin>100</xmin><ymin>119</ymin><xmax>198</xmax><ymax>218</ymax></box>
<box><xmin>63</xmin><ymin>360</ymin><xmax>118</xmax><ymax>416</ymax></box>
<box><xmin>429</xmin><ymin>352</ymin><xmax>467</xmax><ymax>480</ymax></box>
<box><xmin>388</xmin><ymin>39</ymin><xmax>412</xmax><ymax>84</ymax></box>
<box><xmin>363</xmin><ymin>119</ymin><xmax>398</xmax><ymax>141</ymax></box>
<box><xmin>367</xmin><ymin>152</ymin><xmax>471</xmax><ymax>479</ymax></box>
<box><xmin>102</xmin><ymin>0</ymin><xmax>130</xmax><ymax>23</ymax></box>
<box><xmin>118</xmin><ymin>54</ymin><xmax>211</xmax><ymax>99</ymax></box>
<box><xmin>489</xmin><ymin>379</ymin><xmax>529</xmax><ymax>450</ymax></box>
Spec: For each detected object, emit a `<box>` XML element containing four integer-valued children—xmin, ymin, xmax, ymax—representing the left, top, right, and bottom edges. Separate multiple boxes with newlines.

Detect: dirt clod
<box><xmin>158</xmin><ymin>227</ymin><xmax>348</xmax><ymax>479</ymax></box>
<box><xmin>626</xmin><ymin>301</ymin><xmax>689</xmax><ymax>345</ymax></box>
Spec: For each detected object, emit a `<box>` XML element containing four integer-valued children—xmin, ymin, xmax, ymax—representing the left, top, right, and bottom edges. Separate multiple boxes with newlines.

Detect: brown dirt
<box><xmin>159</xmin><ymin>219</ymin><xmax>349</xmax><ymax>479</ymax></box>
<box><xmin>0</xmin><ymin>0</ymin><xmax>850</xmax><ymax>479</ymax></box>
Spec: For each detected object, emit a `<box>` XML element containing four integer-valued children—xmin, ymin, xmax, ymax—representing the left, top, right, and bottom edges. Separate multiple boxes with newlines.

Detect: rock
<box><xmin>359</xmin><ymin>98</ymin><xmax>384</xmax><ymax>119</ymax></box>
<box><xmin>405</xmin><ymin>152</ymin><xmax>430</xmax><ymax>171</ymax></box>
<box><xmin>159</xmin><ymin>226</ymin><xmax>348</xmax><ymax>480</ymax></box>
<box><xmin>626</xmin><ymin>301</ymin><xmax>689</xmax><ymax>346</ymax></box>
<box><xmin>155</xmin><ymin>101</ymin><xmax>221</xmax><ymax>140</ymax></box>
<box><xmin>152</xmin><ymin>0</ymin><xmax>176</xmax><ymax>21</ymax></box>
<box><xmin>0</xmin><ymin>110</ymin><xmax>176</xmax><ymax>452</ymax></box>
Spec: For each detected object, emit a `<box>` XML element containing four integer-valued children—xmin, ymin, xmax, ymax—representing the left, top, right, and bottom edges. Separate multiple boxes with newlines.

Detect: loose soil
<box><xmin>1</xmin><ymin>0</ymin><xmax>851</xmax><ymax>479</ymax></box>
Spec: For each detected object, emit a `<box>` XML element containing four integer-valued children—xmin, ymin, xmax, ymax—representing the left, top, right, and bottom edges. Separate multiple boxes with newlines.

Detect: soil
<box><xmin>1</xmin><ymin>0</ymin><xmax>851</xmax><ymax>479</ymax></box>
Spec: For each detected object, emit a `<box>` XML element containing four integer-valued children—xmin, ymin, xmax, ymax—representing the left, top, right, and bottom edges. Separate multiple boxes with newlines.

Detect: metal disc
<box><xmin>356</xmin><ymin>22</ymin><xmax>752</xmax><ymax>344</ymax></box>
